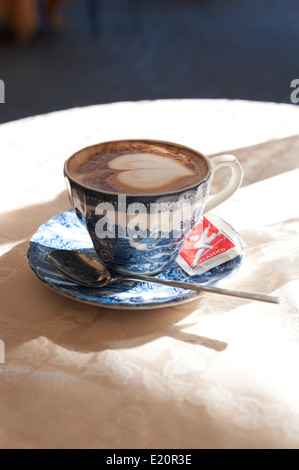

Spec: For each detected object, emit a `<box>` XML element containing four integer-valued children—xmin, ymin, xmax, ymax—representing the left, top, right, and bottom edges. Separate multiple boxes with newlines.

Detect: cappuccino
<box><xmin>67</xmin><ymin>140</ymin><xmax>208</xmax><ymax>195</ymax></box>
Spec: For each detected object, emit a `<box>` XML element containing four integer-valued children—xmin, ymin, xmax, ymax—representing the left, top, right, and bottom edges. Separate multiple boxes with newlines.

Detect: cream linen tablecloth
<box><xmin>1</xmin><ymin>99</ymin><xmax>299</xmax><ymax>449</ymax></box>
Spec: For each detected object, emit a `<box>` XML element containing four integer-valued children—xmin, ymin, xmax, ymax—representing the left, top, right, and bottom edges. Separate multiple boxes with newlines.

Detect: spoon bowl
<box><xmin>48</xmin><ymin>250</ymin><xmax>114</xmax><ymax>287</ymax></box>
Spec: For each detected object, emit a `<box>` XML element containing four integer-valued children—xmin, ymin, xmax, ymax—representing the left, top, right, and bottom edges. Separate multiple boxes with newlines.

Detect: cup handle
<box><xmin>204</xmin><ymin>154</ymin><xmax>243</xmax><ymax>213</ymax></box>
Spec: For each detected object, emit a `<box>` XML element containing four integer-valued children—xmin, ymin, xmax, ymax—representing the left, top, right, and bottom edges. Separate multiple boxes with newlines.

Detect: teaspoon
<box><xmin>47</xmin><ymin>249</ymin><xmax>280</xmax><ymax>305</ymax></box>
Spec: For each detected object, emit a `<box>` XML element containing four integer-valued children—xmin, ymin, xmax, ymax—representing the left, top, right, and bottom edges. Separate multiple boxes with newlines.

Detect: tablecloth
<box><xmin>0</xmin><ymin>98</ymin><xmax>299</xmax><ymax>449</ymax></box>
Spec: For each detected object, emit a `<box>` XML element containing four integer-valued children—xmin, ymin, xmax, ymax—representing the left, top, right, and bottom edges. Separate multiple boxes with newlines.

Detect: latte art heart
<box><xmin>108</xmin><ymin>153</ymin><xmax>194</xmax><ymax>191</ymax></box>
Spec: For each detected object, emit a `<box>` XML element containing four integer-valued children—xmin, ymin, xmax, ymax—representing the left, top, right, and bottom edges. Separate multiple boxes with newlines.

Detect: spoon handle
<box><xmin>124</xmin><ymin>274</ymin><xmax>280</xmax><ymax>304</ymax></box>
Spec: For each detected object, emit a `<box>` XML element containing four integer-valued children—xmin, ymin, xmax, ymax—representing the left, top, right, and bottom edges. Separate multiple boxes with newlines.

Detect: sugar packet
<box><xmin>177</xmin><ymin>214</ymin><xmax>244</xmax><ymax>276</ymax></box>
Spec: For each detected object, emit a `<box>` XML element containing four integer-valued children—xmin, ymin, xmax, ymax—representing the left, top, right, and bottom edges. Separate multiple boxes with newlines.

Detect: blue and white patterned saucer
<box><xmin>27</xmin><ymin>210</ymin><xmax>244</xmax><ymax>309</ymax></box>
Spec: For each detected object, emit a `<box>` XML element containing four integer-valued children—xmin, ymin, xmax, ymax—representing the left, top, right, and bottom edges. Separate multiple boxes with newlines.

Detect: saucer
<box><xmin>27</xmin><ymin>210</ymin><xmax>245</xmax><ymax>309</ymax></box>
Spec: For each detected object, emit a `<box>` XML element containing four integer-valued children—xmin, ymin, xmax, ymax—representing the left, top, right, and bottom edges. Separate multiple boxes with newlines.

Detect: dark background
<box><xmin>0</xmin><ymin>0</ymin><xmax>298</xmax><ymax>124</ymax></box>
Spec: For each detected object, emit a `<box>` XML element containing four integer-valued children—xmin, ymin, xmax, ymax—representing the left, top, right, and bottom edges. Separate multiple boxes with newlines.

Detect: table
<box><xmin>1</xmin><ymin>98</ymin><xmax>299</xmax><ymax>449</ymax></box>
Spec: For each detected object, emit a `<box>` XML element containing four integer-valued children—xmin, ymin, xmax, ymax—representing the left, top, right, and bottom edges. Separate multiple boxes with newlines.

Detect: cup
<box><xmin>64</xmin><ymin>139</ymin><xmax>243</xmax><ymax>275</ymax></box>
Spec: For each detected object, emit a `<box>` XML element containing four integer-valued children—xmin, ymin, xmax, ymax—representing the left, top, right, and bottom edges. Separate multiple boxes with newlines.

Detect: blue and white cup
<box><xmin>64</xmin><ymin>139</ymin><xmax>243</xmax><ymax>275</ymax></box>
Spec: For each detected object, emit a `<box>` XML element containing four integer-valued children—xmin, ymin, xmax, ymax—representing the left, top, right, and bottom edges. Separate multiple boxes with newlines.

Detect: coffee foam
<box><xmin>67</xmin><ymin>141</ymin><xmax>209</xmax><ymax>195</ymax></box>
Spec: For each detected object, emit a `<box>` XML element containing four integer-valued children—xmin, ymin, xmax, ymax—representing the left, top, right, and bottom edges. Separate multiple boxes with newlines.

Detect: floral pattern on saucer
<box><xmin>27</xmin><ymin>210</ymin><xmax>244</xmax><ymax>309</ymax></box>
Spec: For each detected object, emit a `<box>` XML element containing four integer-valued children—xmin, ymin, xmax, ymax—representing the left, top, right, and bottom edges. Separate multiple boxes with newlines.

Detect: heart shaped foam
<box><xmin>108</xmin><ymin>153</ymin><xmax>194</xmax><ymax>191</ymax></box>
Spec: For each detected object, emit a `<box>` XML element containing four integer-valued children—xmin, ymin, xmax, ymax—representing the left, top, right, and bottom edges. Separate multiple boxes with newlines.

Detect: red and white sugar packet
<box><xmin>177</xmin><ymin>213</ymin><xmax>244</xmax><ymax>276</ymax></box>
